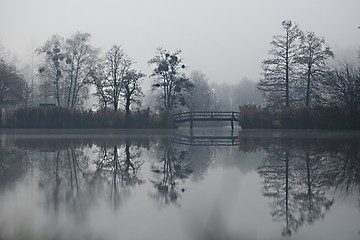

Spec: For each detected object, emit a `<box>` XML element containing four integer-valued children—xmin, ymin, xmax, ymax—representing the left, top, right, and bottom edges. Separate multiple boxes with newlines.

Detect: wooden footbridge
<box><xmin>172</xmin><ymin>111</ymin><xmax>238</xmax><ymax>129</ymax></box>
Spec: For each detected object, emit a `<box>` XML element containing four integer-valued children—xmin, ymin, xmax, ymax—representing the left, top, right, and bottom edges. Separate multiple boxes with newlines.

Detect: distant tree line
<box><xmin>1</xmin><ymin>31</ymin><xmax>261</xmax><ymax>128</ymax></box>
<box><xmin>1</xmin><ymin>23</ymin><xmax>359</xmax><ymax>129</ymax></box>
<box><xmin>243</xmin><ymin>20</ymin><xmax>360</xmax><ymax>129</ymax></box>
<box><xmin>0</xmin><ymin>32</ymin><xmax>205</xmax><ymax>128</ymax></box>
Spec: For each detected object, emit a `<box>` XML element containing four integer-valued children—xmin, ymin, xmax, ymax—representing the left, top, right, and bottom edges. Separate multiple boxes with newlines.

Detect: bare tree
<box><xmin>298</xmin><ymin>32</ymin><xmax>334</xmax><ymax>106</ymax></box>
<box><xmin>63</xmin><ymin>32</ymin><xmax>98</xmax><ymax>109</ymax></box>
<box><xmin>258</xmin><ymin>21</ymin><xmax>303</xmax><ymax>109</ymax></box>
<box><xmin>186</xmin><ymin>71</ymin><xmax>217</xmax><ymax>111</ymax></box>
<box><xmin>103</xmin><ymin>45</ymin><xmax>132</xmax><ymax>111</ymax></box>
<box><xmin>0</xmin><ymin>58</ymin><xmax>27</xmax><ymax>107</ymax></box>
<box><xmin>92</xmin><ymin>45</ymin><xmax>145</xmax><ymax>115</ymax></box>
<box><xmin>91</xmin><ymin>45</ymin><xmax>132</xmax><ymax>112</ymax></box>
<box><xmin>322</xmin><ymin>62</ymin><xmax>360</xmax><ymax>124</ymax></box>
<box><xmin>37</xmin><ymin>35</ymin><xmax>65</xmax><ymax>106</ymax></box>
<box><xmin>148</xmin><ymin>47</ymin><xmax>193</xmax><ymax>111</ymax></box>
<box><xmin>90</xmin><ymin>61</ymin><xmax>111</xmax><ymax>110</ymax></box>
<box><xmin>20</xmin><ymin>64</ymin><xmax>37</xmax><ymax>106</ymax></box>
<box><xmin>122</xmin><ymin>69</ymin><xmax>145</xmax><ymax>117</ymax></box>
<box><xmin>37</xmin><ymin>32</ymin><xmax>98</xmax><ymax>108</ymax></box>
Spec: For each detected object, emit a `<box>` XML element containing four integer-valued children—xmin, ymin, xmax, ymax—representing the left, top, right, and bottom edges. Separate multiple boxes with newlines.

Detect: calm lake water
<box><xmin>0</xmin><ymin>129</ymin><xmax>360</xmax><ymax>240</ymax></box>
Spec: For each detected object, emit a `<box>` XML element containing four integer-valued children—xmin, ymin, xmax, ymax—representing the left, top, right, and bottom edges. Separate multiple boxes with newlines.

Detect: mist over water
<box><xmin>0</xmin><ymin>130</ymin><xmax>360</xmax><ymax>240</ymax></box>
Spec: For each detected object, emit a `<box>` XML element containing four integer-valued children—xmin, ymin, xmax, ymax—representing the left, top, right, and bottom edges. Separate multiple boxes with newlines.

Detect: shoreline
<box><xmin>1</xmin><ymin>128</ymin><xmax>360</xmax><ymax>137</ymax></box>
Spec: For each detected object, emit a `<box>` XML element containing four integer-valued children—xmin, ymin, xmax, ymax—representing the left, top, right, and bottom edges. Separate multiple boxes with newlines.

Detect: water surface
<box><xmin>0</xmin><ymin>129</ymin><xmax>360</xmax><ymax>240</ymax></box>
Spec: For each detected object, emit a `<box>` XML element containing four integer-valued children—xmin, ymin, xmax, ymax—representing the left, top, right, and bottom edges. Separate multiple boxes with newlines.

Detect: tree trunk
<box><xmin>306</xmin><ymin>65</ymin><xmax>311</xmax><ymax>106</ymax></box>
<box><xmin>125</xmin><ymin>98</ymin><xmax>130</xmax><ymax>117</ymax></box>
<box><xmin>285</xmin><ymin>151</ymin><xmax>290</xmax><ymax>235</ymax></box>
<box><xmin>285</xmin><ymin>33</ymin><xmax>290</xmax><ymax>108</ymax></box>
<box><xmin>305</xmin><ymin>152</ymin><xmax>313</xmax><ymax>210</ymax></box>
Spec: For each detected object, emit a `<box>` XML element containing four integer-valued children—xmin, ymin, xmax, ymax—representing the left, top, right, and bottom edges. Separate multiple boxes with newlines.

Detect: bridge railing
<box><xmin>173</xmin><ymin>111</ymin><xmax>238</xmax><ymax>122</ymax></box>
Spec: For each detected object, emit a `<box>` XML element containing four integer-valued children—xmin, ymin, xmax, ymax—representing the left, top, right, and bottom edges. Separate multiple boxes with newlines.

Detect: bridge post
<box><xmin>190</xmin><ymin>112</ymin><xmax>193</xmax><ymax>129</ymax></box>
<box><xmin>230</xmin><ymin>112</ymin><xmax>234</xmax><ymax>129</ymax></box>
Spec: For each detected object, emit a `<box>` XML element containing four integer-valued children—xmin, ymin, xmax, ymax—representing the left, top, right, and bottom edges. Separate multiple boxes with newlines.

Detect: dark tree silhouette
<box><xmin>91</xmin><ymin>45</ymin><xmax>144</xmax><ymax>116</ymax></box>
<box><xmin>297</xmin><ymin>32</ymin><xmax>334</xmax><ymax>106</ymax></box>
<box><xmin>258</xmin><ymin>20</ymin><xmax>303</xmax><ymax>109</ymax></box>
<box><xmin>102</xmin><ymin>45</ymin><xmax>132</xmax><ymax>112</ymax></box>
<box><xmin>90</xmin><ymin>61</ymin><xmax>111</xmax><ymax>110</ymax></box>
<box><xmin>0</xmin><ymin>58</ymin><xmax>27</xmax><ymax>107</ymax></box>
<box><xmin>321</xmin><ymin>62</ymin><xmax>360</xmax><ymax>126</ymax></box>
<box><xmin>148</xmin><ymin>47</ymin><xmax>193</xmax><ymax>111</ymax></box>
<box><xmin>122</xmin><ymin>69</ymin><xmax>145</xmax><ymax>118</ymax></box>
<box><xmin>37</xmin><ymin>32</ymin><xmax>98</xmax><ymax>109</ymax></box>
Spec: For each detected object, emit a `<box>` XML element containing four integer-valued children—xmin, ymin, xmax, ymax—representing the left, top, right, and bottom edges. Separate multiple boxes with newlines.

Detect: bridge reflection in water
<box><xmin>173</xmin><ymin>134</ymin><xmax>238</xmax><ymax>146</ymax></box>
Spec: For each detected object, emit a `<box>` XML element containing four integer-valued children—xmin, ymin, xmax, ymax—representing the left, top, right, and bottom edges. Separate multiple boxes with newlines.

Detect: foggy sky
<box><xmin>0</xmin><ymin>0</ymin><xmax>359</xmax><ymax>83</ymax></box>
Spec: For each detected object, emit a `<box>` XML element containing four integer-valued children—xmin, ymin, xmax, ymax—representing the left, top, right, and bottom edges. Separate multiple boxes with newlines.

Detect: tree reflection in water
<box><xmin>0</xmin><ymin>147</ymin><xmax>28</xmax><ymax>191</ymax></box>
<box><xmin>320</xmin><ymin>140</ymin><xmax>360</xmax><ymax>197</ymax></box>
<box><xmin>150</xmin><ymin>142</ymin><xmax>193</xmax><ymax>206</ymax></box>
<box><xmin>11</xmin><ymin>138</ymin><xmax>146</xmax><ymax>216</ymax></box>
<box><xmin>238</xmin><ymin>134</ymin><xmax>360</xmax><ymax>237</ymax></box>
<box><xmin>90</xmin><ymin>141</ymin><xmax>144</xmax><ymax>209</ymax></box>
<box><xmin>35</xmin><ymin>148</ymin><xmax>91</xmax><ymax>216</ymax></box>
<box><xmin>1</xmin><ymin>132</ymin><xmax>359</xmax><ymax>239</ymax></box>
<box><xmin>258</xmin><ymin>148</ymin><xmax>333</xmax><ymax>236</ymax></box>
<box><xmin>149</xmin><ymin>133</ymin><xmax>222</xmax><ymax>207</ymax></box>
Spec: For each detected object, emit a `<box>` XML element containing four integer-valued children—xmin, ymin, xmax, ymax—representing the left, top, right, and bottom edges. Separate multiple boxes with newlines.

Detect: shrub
<box><xmin>238</xmin><ymin>104</ymin><xmax>272</xmax><ymax>128</ymax></box>
<box><xmin>238</xmin><ymin>104</ymin><xmax>357</xmax><ymax>130</ymax></box>
<box><xmin>3</xmin><ymin>106</ymin><xmax>174</xmax><ymax>129</ymax></box>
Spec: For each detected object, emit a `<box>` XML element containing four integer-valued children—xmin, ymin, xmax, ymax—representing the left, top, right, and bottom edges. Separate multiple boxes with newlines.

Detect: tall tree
<box><xmin>298</xmin><ymin>32</ymin><xmax>334</xmax><ymax>106</ymax></box>
<box><xmin>122</xmin><ymin>69</ymin><xmax>145</xmax><ymax>116</ymax></box>
<box><xmin>63</xmin><ymin>32</ymin><xmax>98</xmax><ymax>109</ymax></box>
<box><xmin>258</xmin><ymin>21</ymin><xmax>303</xmax><ymax>109</ymax></box>
<box><xmin>37</xmin><ymin>35</ymin><xmax>65</xmax><ymax>106</ymax></box>
<box><xmin>0</xmin><ymin>58</ymin><xmax>27</xmax><ymax>107</ymax></box>
<box><xmin>148</xmin><ymin>48</ymin><xmax>193</xmax><ymax>111</ymax></box>
<box><xmin>20</xmin><ymin>63</ymin><xmax>38</xmax><ymax>106</ymax></box>
<box><xmin>37</xmin><ymin>32</ymin><xmax>98</xmax><ymax>109</ymax></box>
<box><xmin>90</xmin><ymin>61</ymin><xmax>111</xmax><ymax>110</ymax></box>
<box><xmin>322</xmin><ymin>62</ymin><xmax>360</xmax><ymax>124</ymax></box>
<box><xmin>186</xmin><ymin>71</ymin><xmax>217</xmax><ymax>111</ymax></box>
<box><xmin>103</xmin><ymin>45</ymin><xmax>132</xmax><ymax>111</ymax></box>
